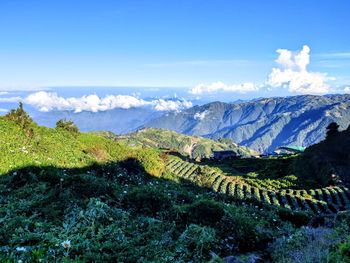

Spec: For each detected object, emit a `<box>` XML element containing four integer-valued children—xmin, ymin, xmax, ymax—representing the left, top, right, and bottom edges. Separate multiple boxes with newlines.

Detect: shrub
<box><xmin>5</xmin><ymin>102</ymin><xmax>35</xmax><ymax>136</ymax></box>
<box><xmin>63</xmin><ymin>173</ymin><xmax>113</xmax><ymax>198</ymax></box>
<box><xmin>176</xmin><ymin>224</ymin><xmax>218</xmax><ymax>261</ymax></box>
<box><xmin>122</xmin><ymin>186</ymin><xmax>172</xmax><ymax>216</ymax></box>
<box><xmin>217</xmin><ymin>206</ymin><xmax>273</xmax><ymax>252</ymax></box>
<box><xmin>179</xmin><ymin>199</ymin><xmax>225</xmax><ymax>226</ymax></box>
<box><xmin>330</xmin><ymin>237</ymin><xmax>350</xmax><ymax>263</ymax></box>
<box><xmin>277</xmin><ymin>208</ymin><xmax>312</xmax><ymax>227</ymax></box>
<box><xmin>56</xmin><ymin>119</ymin><xmax>79</xmax><ymax>135</ymax></box>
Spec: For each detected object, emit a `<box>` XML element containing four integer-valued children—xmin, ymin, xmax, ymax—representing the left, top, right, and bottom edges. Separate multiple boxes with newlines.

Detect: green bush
<box><xmin>179</xmin><ymin>199</ymin><xmax>225</xmax><ymax>226</ymax></box>
<box><xmin>56</xmin><ymin>119</ymin><xmax>80</xmax><ymax>135</ymax></box>
<box><xmin>331</xmin><ymin>237</ymin><xmax>350</xmax><ymax>263</ymax></box>
<box><xmin>122</xmin><ymin>186</ymin><xmax>172</xmax><ymax>216</ymax></box>
<box><xmin>4</xmin><ymin>102</ymin><xmax>35</xmax><ymax>136</ymax></box>
<box><xmin>176</xmin><ymin>224</ymin><xmax>218</xmax><ymax>261</ymax></box>
<box><xmin>63</xmin><ymin>173</ymin><xmax>113</xmax><ymax>198</ymax></box>
<box><xmin>277</xmin><ymin>208</ymin><xmax>312</xmax><ymax>227</ymax></box>
<box><xmin>217</xmin><ymin>206</ymin><xmax>273</xmax><ymax>252</ymax></box>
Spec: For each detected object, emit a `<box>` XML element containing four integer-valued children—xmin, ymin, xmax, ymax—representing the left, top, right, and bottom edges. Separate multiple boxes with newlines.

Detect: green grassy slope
<box><xmin>0</xmin><ymin>117</ymin><xmax>164</xmax><ymax>177</ymax></box>
<box><xmin>1</xmin><ymin>112</ymin><xmax>350</xmax><ymax>262</ymax></box>
<box><xmin>115</xmin><ymin>128</ymin><xmax>258</xmax><ymax>160</ymax></box>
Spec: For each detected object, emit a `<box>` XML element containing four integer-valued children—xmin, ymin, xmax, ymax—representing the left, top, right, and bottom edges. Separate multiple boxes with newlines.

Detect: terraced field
<box><xmin>166</xmin><ymin>158</ymin><xmax>350</xmax><ymax>215</ymax></box>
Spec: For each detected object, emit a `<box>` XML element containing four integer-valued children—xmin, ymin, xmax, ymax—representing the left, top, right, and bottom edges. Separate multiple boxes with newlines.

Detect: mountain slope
<box><xmin>144</xmin><ymin>94</ymin><xmax>350</xmax><ymax>153</ymax></box>
<box><xmin>0</xmin><ymin>115</ymin><xmax>164</xmax><ymax>176</ymax></box>
<box><xmin>115</xmin><ymin>128</ymin><xmax>257</xmax><ymax>160</ymax></box>
<box><xmin>295</xmin><ymin>123</ymin><xmax>350</xmax><ymax>187</ymax></box>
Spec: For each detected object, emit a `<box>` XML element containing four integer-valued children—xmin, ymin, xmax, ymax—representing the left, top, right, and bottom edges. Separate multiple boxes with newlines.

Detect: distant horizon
<box><xmin>1</xmin><ymin>0</ymin><xmax>350</xmax><ymax>98</ymax></box>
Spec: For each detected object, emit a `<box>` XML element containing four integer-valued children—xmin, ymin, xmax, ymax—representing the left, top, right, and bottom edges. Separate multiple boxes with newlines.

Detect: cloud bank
<box><xmin>267</xmin><ymin>45</ymin><xmax>333</xmax><ymax>94</ymax></box>
<box><xmin>190</xmin><ymin>45</ymin><xmax>336</xmax><ymax>95</ymax></box>
<box><xmin>189</xmin><ymin>81</ymin><xmax>257</xmax><ymax>95</ymax></box>
<box><xmin>25</xmin><ymin>92</ymin><xmax>192</xmax><ymax>113</ymax></box>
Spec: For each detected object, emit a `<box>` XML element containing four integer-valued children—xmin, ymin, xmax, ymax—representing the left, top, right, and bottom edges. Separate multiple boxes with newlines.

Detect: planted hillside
<box><xmin>1</xmin><ymin>106</ymin><xmax>350</xmax><ymax>262</ymax></box>
<box><xmin>165</xmin><ymin>157</ymin><xmax>350</xmax><ymax>215</ymax></box>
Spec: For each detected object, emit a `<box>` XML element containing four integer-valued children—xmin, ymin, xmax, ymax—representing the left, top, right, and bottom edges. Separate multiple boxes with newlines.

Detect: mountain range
<box><xmin>114</xmin><ymin>128</ymin><xmax>257</xmax><ymax>160</ymax></box>
<box><xmin>143</xmin><ymin>94</ymin><xmax>350</xmax><ymax>153</ymax></box>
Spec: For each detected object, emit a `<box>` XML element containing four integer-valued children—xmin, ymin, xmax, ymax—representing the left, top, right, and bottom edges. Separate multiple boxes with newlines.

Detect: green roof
<box><xmin>280</xmin><ymin>146</ymin><xmax>306</xmax><ymax>152</ymax></box>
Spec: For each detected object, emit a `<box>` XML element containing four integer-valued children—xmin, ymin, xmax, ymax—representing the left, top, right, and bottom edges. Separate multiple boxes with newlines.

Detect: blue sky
<box><xmin>0</xmin><ymin>0</ymin><xmax>349</xmax><ymax>96</ymax></box>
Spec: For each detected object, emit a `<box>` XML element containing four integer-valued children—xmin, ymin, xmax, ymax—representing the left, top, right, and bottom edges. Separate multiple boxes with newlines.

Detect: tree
<box><xmin>5</xmin><ymin>102</ymin><xmax>35</xmax><ymax>137</ymax></box>
<box><xmin>326</xmin><ymin>122</ymin><xmax>339</xmax><ymax>140</ymax></box>
<box><xmin>56</xmin><ymin>119</ymin><xmax>80</xmax><ymax>135</ymax></box>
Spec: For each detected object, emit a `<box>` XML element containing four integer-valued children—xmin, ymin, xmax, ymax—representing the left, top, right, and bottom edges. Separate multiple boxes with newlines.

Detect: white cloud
<box><xmin>344</xmin><ymin>86</ymin><xmax>350</xmax><ymax>93</ymax></box>
<box><xmin>24</xmin><ymin>91</ymin><xmax>192</xmax><ymax>113</ymax></box>
<box><xmin>0</xmin><ymin>96</ymin><xmax>22</xmax><ymax>103</ymax></box>
<box><xmin>152</xmin><ymin>99</ymin><xmax>192</xmax><ymax>111</ymax></box>
<box><xmin>194</xmin><ymin>110</ymin><xmax>209</xmax><ymax>120</ymax></box>
<box><xmin>190</xmin><ymin>45</ymin><xmax>337</xmax><ymax>96</ymax></box>
<box><xmin>189</xmin><ymin>81</ymin><xmax>257</xmax><ymax>95</ymax></box>
<box><xmin>0</xmin><ymin>91</ymin><xmax>9</xmax><ymax>96</ymax></box>
<box><xmin>267</xmin><ymin>45</ymin><xmax>333</xmax><ymax>94</ymax></box>
<box><xmin>0</xmin><ymin>108</ymin><xmax>8</xmax><ymax>113</ymax></box>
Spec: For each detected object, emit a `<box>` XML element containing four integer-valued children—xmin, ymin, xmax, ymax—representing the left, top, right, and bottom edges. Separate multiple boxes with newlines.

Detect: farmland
<box><xmin>166</xmin><ymin>157</ymin><xmax>350</xmax><ymax>215</ymax></box>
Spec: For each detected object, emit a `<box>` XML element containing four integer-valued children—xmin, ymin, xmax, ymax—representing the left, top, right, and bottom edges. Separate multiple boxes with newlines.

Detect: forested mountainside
<box><xmin>144</xmin><ymin>94</ymin><xmax>350</xmax><ymax>153</ymax></box>
<box><xmin>1</xmin><ymin>105</ymin><xmax>350</xmax><ymax>262</ymax></box>
<box><xmin>295</xmin><ymin>122</ymin><xmax>350</xmax><ymax>187</ymax></box>
<box><xmin>114</xmin><ymin>128</ymin><xmax>258</xmax><ymax>160</ymax></box>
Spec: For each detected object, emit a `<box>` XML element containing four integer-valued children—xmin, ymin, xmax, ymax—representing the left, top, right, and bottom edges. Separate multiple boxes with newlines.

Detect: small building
<box><xmin>212</xmin><ymin>150</ymin><xmax>238</xmax><ymax>160</ymax></box>
<box><xmin>274</xmin><ymin>146</ymin><xmax>306</xmax><ymax>155</ymax></box>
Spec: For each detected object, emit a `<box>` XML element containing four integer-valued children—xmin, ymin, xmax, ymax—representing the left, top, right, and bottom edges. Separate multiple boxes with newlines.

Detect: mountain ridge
<box><xmin>143</xmin><ymin>94</ymin><xmax>350</xmax><ymax>153</ymax></box>
<box><xmin>114</xmin><ymin>127</ymin><xmax>258</xmax><ymax>160</ymax></box>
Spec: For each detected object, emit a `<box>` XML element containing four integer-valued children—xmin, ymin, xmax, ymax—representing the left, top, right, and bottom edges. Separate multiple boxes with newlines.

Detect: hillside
<box><xmin>295</xmin><ymin>123</ymin><xmax>350</xmax><ymax>187</ymax></box>
<box><xmin>144</xmin><ymin>94</ymin><xmax>350</xmax><ymax>153</ymax></box>
<box><xmin>116</xmin><ymin>128</ymin><xmax>258</xmax><ymax>160</ymax></box>
<box><xmin>1</xmin><ymin>107</ymin><xmax>350</xmax><ymax>262</ymax></box>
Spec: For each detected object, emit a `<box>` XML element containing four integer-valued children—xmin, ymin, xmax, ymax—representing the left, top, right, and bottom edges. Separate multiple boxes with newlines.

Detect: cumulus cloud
<box><xmin>344</xmin><ymin>86</ymin><xmax>350</xmax><ymax>93</ymax></box>
<box><xmin>194</xmin><ymin>110</ymin><xmax>209</xmax><ymax>120</ymax></box>
<box><xmin>267</xmin><ymin>45</ymin><xmax>333</xmax><ymax>94</ymax></box>
<box><xmin>0</xmin><ymin>96</ymin><xmax>22</xmax><ymax>103</ymax></box>
<box><xmin>24</xmin><ymin>91</ymin><xmax>192</xmax><ymax>113</ymax></box>
<box><xmin>189</xmin><ymin>81</ymin><xmax>257</xmax><ymax>95</ymax></box>
<box><xmin>190</xmin><ymin>45</ymin><xmax>337</xmax><ymax>95</ymax></box>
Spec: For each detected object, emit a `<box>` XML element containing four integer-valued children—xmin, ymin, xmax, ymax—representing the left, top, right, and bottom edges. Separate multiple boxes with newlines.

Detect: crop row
<box><xmin>166</xmin><ymin>159</ymin><xmax>350</xmax><ymax>214</ymax></box>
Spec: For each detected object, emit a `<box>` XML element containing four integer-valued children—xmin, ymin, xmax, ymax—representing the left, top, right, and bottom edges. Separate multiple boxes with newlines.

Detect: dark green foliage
<box><xmin>122</xmin><ymin>186</ymin><xmax>172</xmax><ymax>216</ymax></box>
<box><xmin>294</xmin><ymin>123</ymin><xmax>350</xmax><ymax>187</ymax></box>
<box><xmin>331</xmin><ymin>237</ymin><xmax>350</xmax><ymax>263</ymax></box>
<box><xmin>217</xmin><ymin>206</ymin><xmax>274</xmax><ymax>252</ymax></box>
<box><xmin>56</xmin><ymin>118</ymin><xmax>80</xmax><ymax>135</ymax></box>
<box><xmin>326</xmin><ymin>122</ymin><xmax>340</xmax><ymax>139</ymax></box>
<box><xmin>277</xmin><ymin>208</ymin><xmax>312</xmax><ymax>227</ymax></box>
<box><xmin>179</xmin><ymin>199</ymin><xmax>225</xmax><ymax>226</ymax></box>
<box><xmin>119</xmin><ymin>158</ymin><xmax>146</xmax><ymax>175</ymax></box>
<box><xmin>63</xmin><ymin>173</ymin><xmax>113</xmax><ymax>198</ymax></box>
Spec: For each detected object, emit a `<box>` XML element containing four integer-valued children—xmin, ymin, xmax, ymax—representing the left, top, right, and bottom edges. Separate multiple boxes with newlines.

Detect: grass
<box><xmin>0</xmin><ymin>117</ymin><xmax>164</xmax><ymax>177</ymax></box>
<box><xmin>115</xmin><ymin>127</ymin><xmax>257</xmax><ymax>160</ymax></box>
<box><xmin>1</xmin><ymin>109</ymin><xmax>350</xmax><ymax>262</ymax></box>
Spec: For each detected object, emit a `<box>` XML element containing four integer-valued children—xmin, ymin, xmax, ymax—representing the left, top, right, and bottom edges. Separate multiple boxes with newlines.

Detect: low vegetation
<box><xmin>115</xmin><ymin>128</ymin><xmax>257</xmax><ymax>160</ymax></box>
<box><xmin>1</xmin><ymin>105</ymin><xmax>350</xmax><ymax>262</ymax></box>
